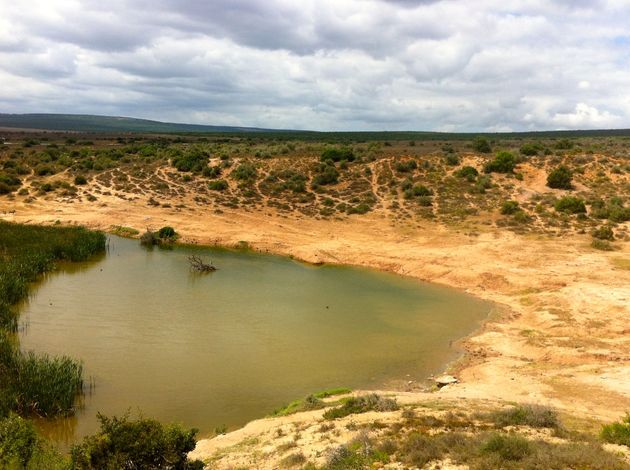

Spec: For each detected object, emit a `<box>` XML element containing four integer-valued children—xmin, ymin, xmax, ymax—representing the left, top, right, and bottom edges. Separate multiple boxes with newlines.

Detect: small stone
<box><xmin>434</xmin><ymin>375</ymin><xmax>458</xmax><ymax>387</ymax></box>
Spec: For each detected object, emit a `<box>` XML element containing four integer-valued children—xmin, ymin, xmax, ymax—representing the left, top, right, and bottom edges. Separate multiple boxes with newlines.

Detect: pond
<box><xmin>19</xmin><ymin>235</ymin><xmax>490</xmax><ymax>444</ymax></box>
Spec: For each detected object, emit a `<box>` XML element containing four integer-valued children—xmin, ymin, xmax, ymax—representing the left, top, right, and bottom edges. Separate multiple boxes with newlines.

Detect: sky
<box><xmin>1</xmin><ymin>0</ymin><xmax>629</xmax><ymax>132</ymax></box>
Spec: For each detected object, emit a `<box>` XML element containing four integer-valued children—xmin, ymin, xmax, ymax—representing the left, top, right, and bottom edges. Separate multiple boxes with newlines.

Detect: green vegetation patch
<box><xmin>547</xmin><ymin>166</ymin><xmax>573</xmax><ymax>190</ymax></box>
<box><xmin>323</xmin><ymin>394</ymin><xmax>398</xmax><ymax>420</ymax></box>
<box><xmin>484</xmin><ymin>151</ymin><xmax>516</xmax><ymax>174</ymax></box>
<box><xmin>0</xmin><ymin>221</ymin><xmax>105</xmax><ymax>418</ymax></box>
<box><xmin>110</xmin><ymin>225</ymin><xmax>140</xmax><ymax>237</ymax></box>
<box><xmin>601</xmin><ymin>414</ymin><xmax>630</xmax><ymax>447</ymax></box>
<box><xmin>484</xmin><ymin>404</ymin><xmax>562</xmax><ymax>430</ymax></box>
<box><xmin>272</xmin><ymin>388</ymin><xmax>351</xmax><ymax>417</ymax></box>
<box><xmin>321</xmin><ymin>147</ymin><xmax>355</xmax><ymax>163</ymax></box>
<box><xmin>71</xmin><ymin>413</ymin><xmax>203</xmax><ymax>469</ymax></box>
<box><xmin>554</xmin><ymin>196</ymin><xmax>586</xmax><ymax>214</ymax></box>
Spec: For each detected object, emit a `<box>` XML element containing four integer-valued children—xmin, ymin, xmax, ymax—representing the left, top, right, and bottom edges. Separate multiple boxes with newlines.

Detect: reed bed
<box><xmin>0</xmin><ymin>221</ymin><xmax>105</xmax><ymax>417</ymax></box>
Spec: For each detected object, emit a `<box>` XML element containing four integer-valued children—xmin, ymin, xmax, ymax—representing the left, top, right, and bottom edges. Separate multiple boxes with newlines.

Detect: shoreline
<box><xmin>2</xmin><ymin>199</ymin><xmax>630</xmax><ymax>425</ymax></box>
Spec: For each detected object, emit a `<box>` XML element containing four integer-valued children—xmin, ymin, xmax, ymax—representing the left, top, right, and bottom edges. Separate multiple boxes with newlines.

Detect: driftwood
<box><xmin>188</xmin><ymin>255</ymin><xmax>216</xmax><ymax>273</ymax></box>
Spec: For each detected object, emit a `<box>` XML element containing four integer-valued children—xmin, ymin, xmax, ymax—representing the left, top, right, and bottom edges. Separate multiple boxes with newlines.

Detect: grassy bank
<box><xmin>0</xmin><ymin>221</ymin><xmax>106</xmax><ymax>418</ymax></box>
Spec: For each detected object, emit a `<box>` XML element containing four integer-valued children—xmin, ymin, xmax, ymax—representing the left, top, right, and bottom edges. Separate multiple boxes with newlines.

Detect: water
<box><xmin>19</xmin><ymin>235</ymin><xmax>490</xmax><ymax>444</ymax></box>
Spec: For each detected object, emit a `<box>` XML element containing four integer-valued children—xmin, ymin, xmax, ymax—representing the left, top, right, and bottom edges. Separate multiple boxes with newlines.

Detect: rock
<box><xmin>434</xmin><ymin>375</ymin><xmax>458</xmax><ymax>387</ymax></box>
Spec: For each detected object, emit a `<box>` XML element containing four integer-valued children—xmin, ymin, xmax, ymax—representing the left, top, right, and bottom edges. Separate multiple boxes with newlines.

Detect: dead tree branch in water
<box><xmin>188</xmin><ymin>255</ymin><xmax>216</xmax><ymax>273</ymax></box>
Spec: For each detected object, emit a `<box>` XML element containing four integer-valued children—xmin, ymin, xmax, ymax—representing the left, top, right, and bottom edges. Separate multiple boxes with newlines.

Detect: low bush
<box><xmin>71</xmin><ymin>413</ymin><xmax>203</xmax><ymax>469</ymax></box>
<box><xmin>520</xmin><ymin>143</ymin><xmax>543</xmax><ymax>156</ymax></box>
<box><xmin>404</xmin><ymin>184</ymin><xmax>433</xmax><ymax>200</ymax></box>
<box><xmin>0</xmin><ymin>413</ymin><xmax>37</xmax><ymax>467</ymax></box>
<box><xmin>74</xmin><ymin>175</ymin><xmax>88</xmax><ymax>185</ymax></box>
<box><xmin>0</xmin><ymin>173</ymin><xmax>21</xmax><ymax>194</ymax></box>
<box><xmin>347</xmin><ymin>203</ymin><xmax>371</xmax><ymax>214</ymax></box>
<box><xmin>592</xmin><ymin>225</ymin><xmax>614</xmax><ymax>241</ymax></box>
<box><xmin>487</xmin><ymin>404</ymin><xmax>561</xmax><ymax>429</ymax></box>
<box><xmin>158</xmin><ymin>226</ymin><xmax>176</xmax><ymax>240</ymax></box>
<box><xmin>601</xmin><ymin>414</ymin><xmax>630</xmax><ymax>447</ymax></box>
<box><xmin>233</xmin><ymin>162</ymin><xmax>257</xmax><ymax>181</ymax></box>
<box><xmin>481</xmin><ymin>433</ymin><xmax>532</xmax><ymax>461</ymax></box>
<box><xmin>321</xmin><ymin>147</ymin><xmax>354</xmax><ymax>163</ymax></box>
<box><xmin>547</xmin><ymin>166</ymin><xmax>573</xmax><ymax>189</ymax></box>
<box><xmin>172</xmin><ymin>148</ymin><xmax>208</xmax><ymax>173</ymax></box>
<box><xmin>394</xmin><ymin>160</ymin><xmax>418</xmax><ymax>173</ymax></box>
<box><xmin>445</xmin><ymin>153</ymin><xmax>460</xmax><ymax>166</ymax></box>
<box><xmin>473</xmin><ymin>136</ymin><xmax>492</xmax><ymax>153</ymax></box>
<box><xmin>312</xmin><ymin>163</ymin><xmax>339</xmax><ymax>187</ymax></box>
<box><xmin>455</xmin><ymin>166</ymin><xmax>479</xmax><ymax>179</ymax></box>
<box><xmin>208</xmin><ymin>179</ymin><xmax>228</xmax><ymax>191</ymax></box>
<box><xmin>484</xmin><ymin>151</ymin><xmax>516</xmax><ymax>174</ymax></box>
<box><xmin>555</xmin><ymin>139</ymin><xmax>574</xmax><ymax>150</ymax></box>
<box><xmin>501</xmin><ymin>200</ymin><xmax>520</xmax><ymax>215</ymax></box>
<box><xmin>555</xmin><ymin>196</ymin><xmax>586</xmax><ymax>214</ymax></box>
<box><xmin>323</xmin><ymin>394</ymin><xmax>398</xmax><ymax>420</ymax></box>
<box><xmin>591</xmin><ymin>239</ymin><xmax>614</xmax><ymax>251</ymax></box>
<box><xmin>202</xmin><ymin>165</ymin><xmax>221</xmax><ymax>179</ymax></box>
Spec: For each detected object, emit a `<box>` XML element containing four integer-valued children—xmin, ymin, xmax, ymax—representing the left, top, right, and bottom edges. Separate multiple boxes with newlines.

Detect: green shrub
<box><xmin>547</xmin><ymin>166</ymin><xmax>573</xmax><ymax>189</ymax></box>
<box><xmin>233</xmin><ymin>162</ymin><xmax>257</xmax><ymax>181</ymax></box>
<box><xmin>71</xmin><ymin>413</ymin><xmax>203</xmax><ymax>470</ymax></box>
<box><xmin>74</xmin><ymin>175</ymin><xmax>88</xmax><ymax>185</ymax></box>
<box><xmin>488</xmin><ymin>405</ymin><xmax>561</xmax><ymax>429</ymax></box>
<box><xmin>484</xmin><ymin>151</ymin><xmax>516</xmax><ymax>173</ymax></box>
<box><xmin>158</xmin><ymin>226</ymin><xmax>176</xmax><ymax>239</ymax></box>
<box><xmin>323</xmin><ymin>394</ymin><xmax>398</xmax><ymax>420</ymax></box>
<box><xmin>601</xmin><ymin>414</ymin><xmax>630</xmax><ymax>447</ymax></box>
<box><xmin>312</xmin><ymin>163</ymin><xmax>339</xmax><ymax>187</ymax></box>
<box><xmin>473</xmin><ymin>136</ymin><xmax>492</xmax><ymax>153</ymax></box>
<box><xmin>474</xmin><ymin>175</ymin><xmax>493</xmax><ymax>193</ymax></box>
<box><xmin>172</xmin><ymin>148</ymin><xmax>208</xmax><ymax>173</ymax></box>
<box><xmin>0</xmin><ymin>173</ymin><xmax>21</xmax><ymax>194</ymax></box>
<box><xmin>202</xmin><ymin>166</ymin><xmax>221</xmax><ymax>179</ymax></box>
<box><xmin>554</xmin><ymin>139</ymin><xmax>574</xmax><ymax>150</ymax></box>
<box><xmin>555</xmin><ymin>196</ymin><xmax>586</xmax><ymax>214</ymax></box>
<box><xmin>445</xmin><ymin>153</ymin><xmax>460</xmax><ymax>166</ymax></box>
<box><xmin>264</xmin><ymin>170</ymin><xmax>307</xmax><ymax>194</ymax></box>
<box><xmin>501</xmin><ymin>200</ymin><xmax>520</xmax><ymax>215</ymax></box>
<box><xmin>320</xmin><ymin>147</ymin><xmax>354</xmax><ymax>162</ymax></box>
<box><xmin>394</xmin><ymin>160</ymin><xmax>418</xmax><ymax>173</ymax></box>
<box><xmin>35</xmin><ymin>164</ymin><xmax>55</xmax><ymax>176</ymax></box>
<box><xmin>347</xmin><ymin>203</ymin><xmax>371</xmax><ymax>215</ymax></box>
<box><xmin>273</xmin><ymin>394</ymin><xmax>325</xmax><ymax>417</ymax></box>
<box><xmin>592</xmin><ymin>225</ymin><xmax>614</xmax><ymax>241</ymax></box>
<box><xmin>520</xmin><ymin>143</ymin><xmax>542</xmax><ymax>156</ymax></box>
<box><xmin>400</xmin><ymin>432</ymin><xmax>444</xmax><ymax>467</ymax></box>
<box><xmin>591</xmin><ymin>239</ymin><xmax>614</xmax><ymax>251</ymax></box>
<box><xmin>208</xmin><ymin>179</ymin><xmax>228</xmax><ymax>191</ymax></box>
<box><xmin>404</xmin><ymin>184</ymin><xmax>433</xmax><ymax>200</ymax></box>
<box><xmin>481</xmin><ymin>433</ymin><xmax>532</xmax><ymax>461</ymax></box>
<box><xmin>0</xmin><ymin>413</ymin><xmax>37</xmax><ymax>467</ymax></box>
<box><xmin>455</xmin><ymin>166</ymin><xmax>479</xmax><ymax>179</ymax></box>
<box><xmin>140</xmin><ymin>230</ymin><xmax>159</xmax><ymax>246</ymax></box>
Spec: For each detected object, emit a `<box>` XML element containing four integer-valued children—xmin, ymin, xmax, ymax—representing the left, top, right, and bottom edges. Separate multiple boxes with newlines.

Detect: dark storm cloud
<box><xmin>0</xmin><ymin>0</ymin><xmax>629</xmax><ymax>131</ymax></box>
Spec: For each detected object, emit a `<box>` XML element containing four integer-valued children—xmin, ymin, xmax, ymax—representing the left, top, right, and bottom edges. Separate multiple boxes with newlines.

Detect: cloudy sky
<box><xmin>1</xmin><ymin>0</ymin><xmax>629</xmax><ymax>131</ymax></box>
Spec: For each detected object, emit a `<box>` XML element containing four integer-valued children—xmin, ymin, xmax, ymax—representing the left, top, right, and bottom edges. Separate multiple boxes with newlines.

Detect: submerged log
<box><xmin>188</xmin><ymin>255</ymin><xmax>217</xmax><ymax>272</ymax></box>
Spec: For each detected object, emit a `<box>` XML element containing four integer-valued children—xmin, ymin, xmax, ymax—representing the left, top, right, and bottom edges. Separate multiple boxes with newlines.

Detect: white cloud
<box><xmin>552</xmin><ymin>103</ymin><xmax>621</xmax><ymax>129</ymax></box>
<box><xmin>0</xmin><ymin>0</ymin><xmax>629</xmax><ymax>130</ymax></box>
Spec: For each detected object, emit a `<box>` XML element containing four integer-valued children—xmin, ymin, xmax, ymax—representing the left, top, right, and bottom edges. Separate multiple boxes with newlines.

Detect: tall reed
<box><xmin>0</xmin><ymin>221</ymin><xmax>105</xmax><ymax>417</ymax></box>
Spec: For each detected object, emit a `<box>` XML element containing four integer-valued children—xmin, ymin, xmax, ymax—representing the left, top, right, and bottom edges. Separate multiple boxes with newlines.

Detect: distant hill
<box><xmin>1</xmin><ymin>113</ymin><xmax>630</xmax><ymax>141</ymax></box>
<box><xmin>0</xmin><ymin>113</ymin><xmax>285</xmax><ymax>134</ymax></box>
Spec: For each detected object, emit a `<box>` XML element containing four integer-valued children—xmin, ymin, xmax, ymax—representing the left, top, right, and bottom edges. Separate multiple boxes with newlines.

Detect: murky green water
<box><xmin>19</xmin><ymin>236</ymin><xmax>489</xmax><ymax>444</ymax></box>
